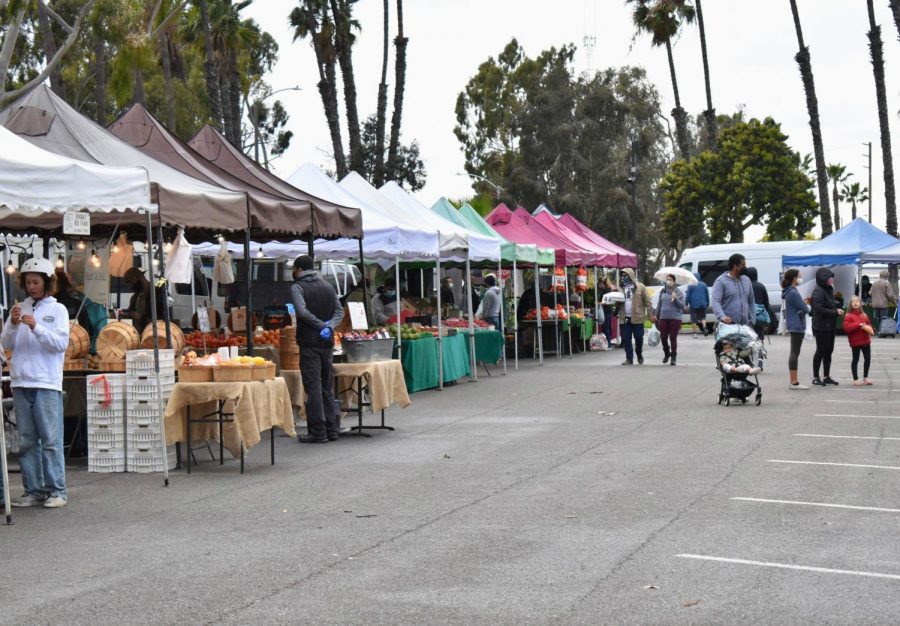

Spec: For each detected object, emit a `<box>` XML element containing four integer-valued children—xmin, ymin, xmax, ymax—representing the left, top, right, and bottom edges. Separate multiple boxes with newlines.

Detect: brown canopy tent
<box><xmin>188</xmin><ymin>125</ymin><xmax>361</xmax><ymax>241</ymax></box>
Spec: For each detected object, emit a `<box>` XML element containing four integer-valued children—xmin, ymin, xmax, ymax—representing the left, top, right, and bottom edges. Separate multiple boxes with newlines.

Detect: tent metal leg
<box><xmin>146</xmin><ymin>211</ymin><xmax>169</xmax><ymax>486</ymax></box>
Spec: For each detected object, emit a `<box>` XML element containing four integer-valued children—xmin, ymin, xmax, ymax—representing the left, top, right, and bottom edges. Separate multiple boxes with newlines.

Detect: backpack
<box><xmin>755</xmin><ymin>303</ymin><xmax>770</xmax><ymax>326</ymax></box>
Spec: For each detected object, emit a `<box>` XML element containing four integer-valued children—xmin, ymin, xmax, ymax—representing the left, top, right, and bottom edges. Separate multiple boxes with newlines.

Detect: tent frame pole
<box><xmin>358</xmin><ymin>239</ymin><xmax>370</xmax><ymax>325</ymax></box>
<box><xmin>146</xmin><ymin>211</ymin><xmax>169</xmax><ymax>487</ymax></box>
<box><xmin>466</xmin><ymin>256</ymin><xmax>477</xmax><ymax>381</ymax></box>
<box><xmin>499</xmin><ymin>258</ymin><xmax>507</xmax><ymax>374</ymax></box>
<box><xmin>156</xmin><ymin>224</ymin><xmax>172</xmax><ymax>348</ymax></box>
<box><xmin>395</xmin><ymin>257</ymin><xmax>401</xmax><ymax>359</ymax></box>
<box><xmin>535</xmin><ymin>267</ymin><xmax>544</xmax><ymax>366</ymax></box>
<box><xmin>553</xmin><ymin>270</ymin><xmax>560</xmax><ymax>360</ymax></box>
<box><xmin>513</xmin><ymin>260</ymin><xmax>518</xmax><ymax>371</ymax></box>
<box><xmin>564</xmin><ymin>270</ymin><xmax>572</xmax><ymax>358</ymax></box>
<box><xmin>436</xmin><ymin>255</ymin><xmax>443</xmax><ymax>390</ymax></box>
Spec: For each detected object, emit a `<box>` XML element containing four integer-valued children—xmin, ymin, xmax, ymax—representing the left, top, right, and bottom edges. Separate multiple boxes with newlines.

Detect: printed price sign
<box><xmin>63</xmin><ymin>212</ymin><xmax>90</xmax><ymax>236</ymax></box>
<box><xmin>348</xmin><ymin>302</ymin><xmax>368</xmax><ymax>330</ymax></box>
<box><xmin>196</xmin><ymin>306</ymin><xmax>211</xmax><ymax>333</ymax></box>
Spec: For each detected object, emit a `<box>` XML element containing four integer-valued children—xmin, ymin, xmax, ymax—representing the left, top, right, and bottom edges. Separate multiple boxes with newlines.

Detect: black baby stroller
<box><xmin>714</xmin><ymin>324</ymin><xmax>763</xmax><ymax>406</ymax></box>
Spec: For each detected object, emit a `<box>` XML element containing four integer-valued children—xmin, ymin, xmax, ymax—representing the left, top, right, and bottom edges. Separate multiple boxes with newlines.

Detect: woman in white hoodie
<box><xmin>1</xmin><ymin>258</ymin><xmax>70</xmax><ymax>508</ymax></box>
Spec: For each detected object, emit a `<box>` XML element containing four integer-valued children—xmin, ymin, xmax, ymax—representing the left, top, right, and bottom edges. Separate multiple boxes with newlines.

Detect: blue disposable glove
<box><xmin>320</xmin><ymin>326</ymin><xmax>333</xmax><ymax>341</ymax></box>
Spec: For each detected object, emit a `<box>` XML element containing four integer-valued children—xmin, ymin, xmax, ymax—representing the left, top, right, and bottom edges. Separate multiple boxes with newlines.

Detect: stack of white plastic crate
<box><xmin>87</xmin><ymin>373</ymin><xmax>127</xmax><ymax>472</ymax></box>
<box><xmin>126</xmin><ymin>348</ymin><xmax>176</xmax><ymax>472</ymax></box>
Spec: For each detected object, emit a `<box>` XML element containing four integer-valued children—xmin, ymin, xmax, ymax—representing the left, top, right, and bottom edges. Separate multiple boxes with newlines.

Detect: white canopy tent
<box><xmin>0</xmin><ymin>124</ymin><xmax>156</xmax><ymax>524</ymax></box>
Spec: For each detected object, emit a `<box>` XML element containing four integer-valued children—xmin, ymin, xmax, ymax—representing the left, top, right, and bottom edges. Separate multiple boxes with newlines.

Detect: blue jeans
<box><xmin>14</xmin><ymin>388</ymin><xmax>66</xmax><ymax>499</ymax></box>
<box><xmin>485</xmin><ymin>315</ymin><xmax>502</xmax><ymax>335</ymax></box>
<box><xmin>621</xmin><ymin>321</ymin><xmax>645</xmax><ymax>361</ymax></box>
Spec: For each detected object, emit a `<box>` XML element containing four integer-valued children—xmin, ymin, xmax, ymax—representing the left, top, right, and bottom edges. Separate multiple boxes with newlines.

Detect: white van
<box><xmin>677</xmin><ymin>240</ymin><xmax>814</xmax><ymax>318</ymax></box>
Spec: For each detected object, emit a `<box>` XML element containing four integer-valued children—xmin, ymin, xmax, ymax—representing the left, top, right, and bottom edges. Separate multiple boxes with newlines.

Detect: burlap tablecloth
<box><xmin>164</xmin><ymin>377</ymin><xmax>296</xmax><ymax>457</ymax></box>
<box><xmin>333</xmin><ymin>360</ymin><xmax>411</xmax><ymax>412</ymax></box>
<box><xmin>279</xmin><ymin>369</ymin><xmax>306</xmax><ymax>418</ymax></box>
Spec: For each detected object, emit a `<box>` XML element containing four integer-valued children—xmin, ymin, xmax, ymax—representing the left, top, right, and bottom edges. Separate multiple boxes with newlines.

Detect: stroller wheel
<box><xmin>756</xmin><ymin>394</ymin><xmax>762</xmax><ymax>406</ymax></box>
<box><xmin>718</xmin><ymin>393</ymin><xmax>724</xmax><ymax>405</ymax></box>
<box><xmin>725</xmin><ymin>397</ymin><xmax>731</xmax><ymax>406</ymax></box>
<box><xmin>742</xmin><ymin>398</ymin><xmax>747</xmax><ymax>404</ymax></box>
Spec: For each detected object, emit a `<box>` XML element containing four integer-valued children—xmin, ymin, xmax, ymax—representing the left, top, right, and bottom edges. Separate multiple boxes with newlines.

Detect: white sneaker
<box><xmin>43</xmin><ymin>496</ymin><xmax>67</xmax><ymax>509</ymax></box>
<box><xmin>11</xmin><ymin>494</ymin><xmax>46</xmax><ymax>507</ymax></box>
<box><xmin>790</xmin><ymin>383</ymin><xmax>810</xmax><ymax>390</ymax></box>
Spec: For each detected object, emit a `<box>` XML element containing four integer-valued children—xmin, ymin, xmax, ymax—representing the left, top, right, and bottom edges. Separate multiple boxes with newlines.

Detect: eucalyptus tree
<box><xmin>626</xmin><ymin>0</ymin><xmax>694</xmax><ymax>161</ymax></box>
<box><xmin>788</xmin><ymin>0</ymin><xmax>832</xmax><ymax>235</ymax></box>
<box><xmin>866</xmin><ymin>0</ymin><xmax>897</xmax><ymax>237</ymax></box>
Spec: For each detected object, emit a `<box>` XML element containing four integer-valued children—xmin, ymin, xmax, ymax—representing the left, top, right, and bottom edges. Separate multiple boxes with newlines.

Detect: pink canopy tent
<box><xmin>557</xmin><ymin>213</ymin><xmax>637</xmax><ymax>268</ymax></box>
<box><xmin>486</xmin><ymin>204</ymin><xmax>596</xmax><ymax>266</ymax></box>
<box><xmin>530</xmin><ymin>210</ymin><xmax>619</xmax><ymax>267</ymax></box>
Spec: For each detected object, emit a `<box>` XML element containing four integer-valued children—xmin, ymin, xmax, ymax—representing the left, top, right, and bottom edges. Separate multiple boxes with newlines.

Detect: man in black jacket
<box><xmin>290</xmin><ymin>255</ymin><xmax>345</xmax><ymax>443</ymax></box>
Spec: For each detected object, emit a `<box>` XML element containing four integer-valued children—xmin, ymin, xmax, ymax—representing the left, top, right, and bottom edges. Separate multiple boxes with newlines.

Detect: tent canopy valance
<box><xmin>188</xmin><ymin>125</ymin><xmax>362</xmax><ymax>240</ymax></box>
<box><xmin>556</xmin><ymin>213</ymin><xmax>637</xmax><ymax>268</ymax></box>
<box><xmin>457</xmin><ymin>202</ymin><xmax>554</xmax><ymax>266</ymax></box>
<box><xmin>0</xmin><ymin>85</ymin><xmax>249</xmax><ymax>241</ymax></box>
<box><xmin>531</xmin><ymin>209</ymin><xmax>617</xmax><ymax>267</ymax></box>
<box><xmin>782</xmin><ymin>218</ymin><xmax>900</xmax><ymax>266</ymax></box>
<box><xmin>0</xmin><ymin>124</ymin><xmax>154</xmax><ymax>219</ymax></box>
<box><xmin>487</xmin><ymin>203</ymin><xmax>593</xmax><ymax>266</ymax></box>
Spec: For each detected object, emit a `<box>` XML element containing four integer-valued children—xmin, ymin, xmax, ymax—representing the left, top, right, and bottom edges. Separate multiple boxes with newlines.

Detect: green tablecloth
<box><xmin>399</xmin><ymin>333</ymin><xmax>471</xmax><ymax>393</ymax></box>
<box><xmin>563</xmin><ymin>317</ymin><xmax>594</xmax><ymax>340</ymax></box>
<box><xmin>473</xmin><ymin>330</ymin><xmax>504</xmax><ymax>364</ymax></box>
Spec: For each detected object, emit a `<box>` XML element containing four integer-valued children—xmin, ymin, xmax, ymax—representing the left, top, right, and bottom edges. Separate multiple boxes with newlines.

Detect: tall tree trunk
<box><xmin>37</xmin><ymin>2</ymin><xmax>66</xmax><ymax>99</ymax></box>
<box><xmin>94</xmin><ymin>37</ymin><xmax>107</xmax><ymax>123</ymax></box>
<box><xmin>133</xmin><ymin>67</ymin><xmax>146</xmax><ymax>106</ymax></box>
<box><xmin>374</xmin><ymin>0</ymin><xmax>389</xmax><ymax>186</ymax></box>
<box><xmin>218</xmin><ymin>70</ymin><xmax>233</xmax><ymax>146</ymax></box>
<box><xmin>832</xmin><ymin>182</ymin><xmax>841</xmax><ymax>229</ymax></box>
<box><xmin>159</xmin><ymin>32</ymin><xmax>176</xmax><ymax>131</ymax></box>
<box><xmin>0</xmin><ymin>8</ymin><xmax>26</xmax><ymax>95</ymax></box>
<box><xmin>228</xmin><ymin>49</ymin><xmax>242</xmax><ymax>149</ymax></box>
<box><xmin>890</xmin><ymin>0</ymin><xmax>900</xmax><ymax>41</ymax></box>
<box><xmin>789</xmin><ymin>0</ymin><xmax>832</xmax><ymax>235</ymax></box>
<box><xmin>330</xmin><ymin>0</ymin><xmax>363</xmax><ymax>174</ymax></box>
<box><xmin>308</xmin><ymin>10</ymin><xmax>347</xmax><ymax>178</ymax></box>
<box><xmin>665</xmin><ymin>38</ymin><xmax>691</xmax><ymax>161</ymax></box>
<box><xmin>387</xmin><ymin>0</ymin><xmax>407</xmax><ymax>180</ymax></box>
<box><xmin>851</xmin><ymin>198</ymin><xmax>858</xmax><ymax>221</ymax></box>
<box><xmin>868</xmin><ymin>0</ymin><xmax>898</xmax><ymax>237</ymax></box>
<box><xmin>197</xmin><ymin>0</ymin><xmax>221</xmax><ymax>127</ymax></box>
<box><xmin>695</xmin><ymin>0</ymin><xmax>716</xmax><ymax>151</ymax></box>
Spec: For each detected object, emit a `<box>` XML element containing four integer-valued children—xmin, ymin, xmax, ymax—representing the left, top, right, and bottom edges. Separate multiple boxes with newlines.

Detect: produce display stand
<box><xmin>163</xmin><ymin>378</ymin><xmax>294</xmax><ymax>474</ymax></box>
<box><xmin>472</xmin><ymin>330</ymin><xmax>505</xmax><ymax>376</ymax></box>
<box><xmin>399</xmin><ymin>333</ymin><xmax>470</xmax><ymax>393</ymax></box>
<box><xmin>333</xmin><ymin>359</ymin><xmax>410</xmax><ymax>436</ymax></box>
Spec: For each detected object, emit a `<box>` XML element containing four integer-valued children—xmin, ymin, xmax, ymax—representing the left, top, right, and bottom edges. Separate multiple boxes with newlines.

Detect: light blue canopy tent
<box><xmin>782</xmin><ymin>218</ymin><xmax>900</xmax><ymax>266</ymax></box>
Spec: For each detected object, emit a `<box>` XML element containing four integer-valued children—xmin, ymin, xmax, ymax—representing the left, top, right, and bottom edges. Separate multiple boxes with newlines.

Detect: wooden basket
<box><xmin>250</xmin><ymin>363</ymin><xmax>276</xmax><ymax>381</ymax></box>
<box><xmin>63</xmin><ymin>358</ymin><xmax>85</xmax><ymax>371</ymax></box>
<box><xmin>279</xmin><ymin>351</ymin><xmax>300</xmax><ymax>371</ymax></box>
<box><xmin>99</xmin><ymin>360</ymin><xmax>126</xmax><ymax>373</ymax></box>
<box><xmin>66</xmin><ymin>322</ymin><xmax>90</xmax><ymax>359</ymax></box>
<box><xmin>97</xmin><ymin>321</ymin><xmax>140</xmax><ymax>361</ymax></box>
<box><xmin>212</xmin><ymin>365</ymin><xmax>252</xmax><ymax>382</ymax></box>
<box><xmin>178</xmin><ymin>366</ymin><xmax>214</xmax><ymax>382</ymax></box>
<box><xmin>141</xmin><ymin>321</ymin><xmax>185</xmax><ymax>353</ymax></box>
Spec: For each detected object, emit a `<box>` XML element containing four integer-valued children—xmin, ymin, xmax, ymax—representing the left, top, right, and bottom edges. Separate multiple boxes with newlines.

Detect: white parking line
<box><xmin>825</xmin><ymin>399</ymin><xmax>900</xmax><ymax>404</ymax></box>
<box><xmin>768</xmin><ymin>459</ymin><xmax>900</xmax><ymax>470</ymax></box>
<box><xmin>793</xmin><ymin>433</ymin><xmax>900</xmax><ymax>441</ymax></box>
<box><xmin>831</xmin><ymin>388</ymin><xmax>894</xmax><ymax>393</ymax></box>
<box><xmin>813</xmin><ymin>414</ymin><xmax>900</xmax><ymax>419</ymax></box>
<box><xmin>675</xmin><ymin>554</ymin><xmax>900</xmax><ymax>581</ymax></box>
<box><xmin>731</xmin><ymin>497</ymin><xmax>900</xmax><ymax>513</ymax></box>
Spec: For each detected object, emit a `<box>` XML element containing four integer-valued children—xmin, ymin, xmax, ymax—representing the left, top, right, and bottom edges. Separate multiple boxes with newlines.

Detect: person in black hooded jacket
<box><xmin>810</xmin><ymin>267</ymin><xmax>844</xmax><ymax>386</ymax></box>
<box><xmin>745</xmin><ymin>267</ymin><xmax>773</xmax><ymax>337</ymax></box>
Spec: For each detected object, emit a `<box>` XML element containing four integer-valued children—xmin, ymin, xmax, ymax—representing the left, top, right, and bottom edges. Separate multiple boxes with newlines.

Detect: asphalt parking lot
<box><xmin>2</xmin><ymin>332</ymin><xmax>900</xmax><ymax>624</ymax></box>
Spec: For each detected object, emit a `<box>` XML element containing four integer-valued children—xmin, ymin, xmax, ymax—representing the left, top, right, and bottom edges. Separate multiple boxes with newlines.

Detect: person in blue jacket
<box><xmin>782</xmin><ymin>268</ymin><xmax>811</xmax><ymax>390</ymax></box>
<box><xmin>685</xmin><ymin>272</ymin><xmax>710</xmax><ymax>337</ymax></box>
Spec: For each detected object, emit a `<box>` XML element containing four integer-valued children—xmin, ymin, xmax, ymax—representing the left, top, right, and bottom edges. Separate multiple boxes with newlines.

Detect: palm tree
<box><xmin>196</xmin><ymin>0</ymin><xmax>222</xmax><ymax>128</ymax></box>
<box><xmin>329</xmin><ymin>0</ymin><xmax>364</xmax><ymax>174</ymax></box>
<box><xmin>890</xmin><ymin>0</ymin><xmax>900</xmax><ymax>41</ymax></box>
<box><xmin>373</xmin><ymin>0</ymin><xmax>389</xmax><ymax>186</ymax></box>
<box><xmin>290</xmin><ymin>0</ymin><xmax>347</xmax><ymax>177</ymax></box>
<box><xmin>694</xmin><ymin>0</ymin><xmax>716</xmax><ymax>151</ymax></box>
<box><xmin>627</xmin><ymin>0</ymin><xmax>695</xmax><ymax>161</ymax></box>
<box><xmin>867</xmin><ymin>0</ymin><xmax>898</xmax><ymax>237</ymax></box>
<box><xmin>826</xmin><ymin>163</ymin><xmax>848</xmax><ymax>229</ymax></box>
<box><xmin>841</xmin><ymin>181</ymin><xmax>869</xmax><ymax>221</ymax></box>
<box><xmin>387</xmin><ymin>0</ymin><xmax>408</xmax><ymax>180</ymax></box>
<box><xmin>788</xmin><ymin>0</ymin><xmax>832</xmax><ymax>235</ymax></box>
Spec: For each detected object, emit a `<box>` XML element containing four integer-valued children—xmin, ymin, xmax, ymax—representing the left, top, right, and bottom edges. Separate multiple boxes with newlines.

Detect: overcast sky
<box><xmin>246</xmin><ymin>0</ymin><xmax>900</xmax><ymax>240</ymax></box>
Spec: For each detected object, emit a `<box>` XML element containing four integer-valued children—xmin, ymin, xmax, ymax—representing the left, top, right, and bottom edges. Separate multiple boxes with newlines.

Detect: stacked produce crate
<box><xmin>86</xmin><ymin>373</ymin><xmax>127</xmax><ymax>472</ymax></box>
<box><xmin>125</xmin><ymin>349</ymin><xmax>176</xmax><ymax>472</ymax></box>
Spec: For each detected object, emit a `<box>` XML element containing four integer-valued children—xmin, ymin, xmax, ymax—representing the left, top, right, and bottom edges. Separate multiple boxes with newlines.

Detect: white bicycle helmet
<box><xmin>19</xmin><ymin>257</ymin><xmax>56</xmax><ymax>278</ymax></box>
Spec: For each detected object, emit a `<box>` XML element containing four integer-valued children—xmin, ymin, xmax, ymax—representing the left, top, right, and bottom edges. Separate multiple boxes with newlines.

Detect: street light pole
<box><xmin>246</xmin><ymin>85</ymin><xmax>301</xmax><ymax>169</ymax></box>
<box><xmin>461</xmin><ymin>172</ymin><xmax>504</xmax><ymax>198</ymax></box>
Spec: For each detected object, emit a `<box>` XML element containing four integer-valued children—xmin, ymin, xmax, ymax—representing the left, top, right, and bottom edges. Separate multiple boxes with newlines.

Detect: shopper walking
<box><xmin>711</xmin><ymin>254</ymin><xmax>755</xmax><ymax>328</ymax></box>
<box><xmin>782</xmin><ymin>269</ymin><xmax>810</xmax><ymax>390</ymax></box>
<box><xmin>1</xmin><ymin>258</ymin><xmax>70</xmax><ymax>508</ymax></box>
<box><xmin>685</xmin><ymin>272</ymin><xmax>709</xmax><ymax>337</ymax></box>
<box><xmin>475</xmin><ymin>275</ymin><xmax>503</xmax><ymax>333</ymax></box>
<box><xmin>617</xmin><ymin>268</ymin><xmax>654</xmax><ymax>366</ymax></box>
<box><xmin>869</xmin><ymin>270</ymin><xmax>894</xmax><ymax>326</ymax></box>
<box><xmin>291</xmin><ymin>255</ymin><xmax>344</xmax><ymax>443</ymax></box>
<box><xmin>810</xmin><ymin>268</ymin><xmax>843</xmax><ymax>386</ymax></box>
<box><xmin>655</xmin><ymin>274</ymin><xmax>685</xmax><ymax>365</ymax></box>
<box><xmin>843</xmin><ymin>295</ymin><xmax>875</xmax><ymax>386</ymax></box>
